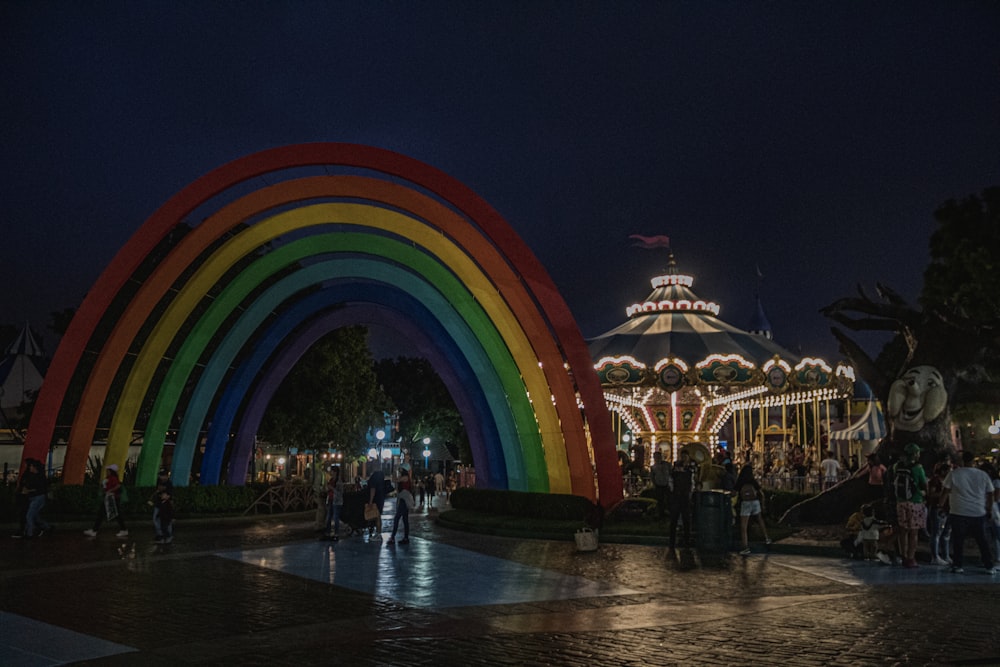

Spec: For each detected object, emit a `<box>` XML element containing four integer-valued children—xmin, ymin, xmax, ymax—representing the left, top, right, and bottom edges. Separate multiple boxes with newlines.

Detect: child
<box><xmin>83</xmin><ymin>464</ymin><xmax>128</xmax><ymax>538</ymax></box>
<box><xmin>150</xmin><ymin>472</ymin><xmax>174</xmax><ymax>543</ymax></box>
<box><xmin>841</xmin><ymin>506</ymin><xmax>865</xmax><ymax>559</ymax></box>
<box><xmin>155</xmin><ymin>488</ymin><xmax>175</xmax><ymax>544</ymax></box>
<box><xmin>857</xmin><ymin>505</ymin><xmax>888</xmax><ymax>561</ymax></box>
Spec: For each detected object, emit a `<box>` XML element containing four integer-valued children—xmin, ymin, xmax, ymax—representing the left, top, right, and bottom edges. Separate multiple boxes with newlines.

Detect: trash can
<box><xmin>695</xmin><ymin>490</ymin><xmax>733</xmax><ymax>552</ymax></box>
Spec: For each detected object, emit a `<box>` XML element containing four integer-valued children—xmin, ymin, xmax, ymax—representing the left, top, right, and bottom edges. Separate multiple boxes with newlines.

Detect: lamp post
<box><xmin>422</xmin><ymin>437</ymin><xmax>431</xmax><ymax>472</ymax></box>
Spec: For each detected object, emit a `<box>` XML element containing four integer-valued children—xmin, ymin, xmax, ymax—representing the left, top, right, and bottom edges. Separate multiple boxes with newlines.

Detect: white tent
<box><xmin>0</xmin><ymin>323</ymin><xmax>46</xmax><ymax>416</ymax></box>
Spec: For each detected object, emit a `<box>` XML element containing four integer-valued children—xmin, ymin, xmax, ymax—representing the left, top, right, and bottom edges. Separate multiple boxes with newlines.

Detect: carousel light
<box><xmin>651</xmin><ymin>274</ymin><xmax>694</xmax><ymax>288</ymax></box>
<box><xmin>594</xmin><ymin>355</ymin><xmax>647</xmax><ymax>370</ymax></box>
<box><xmin>697</xmin><ymin>353</ymin><xmax>755</xmax><ymax>370</ymax></box>
<box><xmin>654</xmin><ymin>357</ymin><xmax>690</xmax><ymax>372</ymax></box>
<box><xmin>795</xmin><ymin>357</ymin><xmax>833</xmax><ymax>373</ymax></box>
<box><xmin>835</xmin><ymin>364</ymin><xmax>856</xmax><ymax>380</ymax></box>
<box><xmin>762</xmin><ymin>358</ymin><xmax>792</xmax><ymax>373</ymax></box>
<box><xmin>626</xmin><ymin>299</ymin><xmax>720</xmax><ymax>317</ymax></box>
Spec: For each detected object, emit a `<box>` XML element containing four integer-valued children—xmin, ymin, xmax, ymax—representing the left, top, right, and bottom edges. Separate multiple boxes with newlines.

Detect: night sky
<box><xmin>2</xmin><ymin>2</ymin><xmax>998</xmax><ymax>362</ymax></box>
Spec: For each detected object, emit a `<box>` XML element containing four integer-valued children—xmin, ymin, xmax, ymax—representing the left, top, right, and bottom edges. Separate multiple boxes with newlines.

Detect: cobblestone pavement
<box><xmin>2</xmin><ymin>505</ymin><xmax>998</xmax><ymax>666</ymax></box>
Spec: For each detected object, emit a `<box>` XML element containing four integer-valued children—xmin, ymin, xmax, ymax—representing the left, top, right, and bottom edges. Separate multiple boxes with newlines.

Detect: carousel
<box><xmin>589</xmin><ymin>252</ymin><xmax>856</xmax><ymax>478</ymax></box>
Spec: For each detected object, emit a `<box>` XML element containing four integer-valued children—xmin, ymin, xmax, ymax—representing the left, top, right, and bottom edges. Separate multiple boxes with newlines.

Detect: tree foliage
<box><xmin>258</xmin><ymin>326</ymin><xmax>388</xmax><ymax>454</ymax></box>
<box><xmin>821</xmin><ymin>186</ymin><xmax>1000</xmax><ymax>409</ymax></box>
<box><xmin>374</xmin><ymin>356</ymin><xmax>470</xmax><ymax>463</ymax></box>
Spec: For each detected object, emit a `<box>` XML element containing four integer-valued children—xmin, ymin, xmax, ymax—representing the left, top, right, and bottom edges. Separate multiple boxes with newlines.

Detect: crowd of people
<box><xmin>11</xmin><ymin>440</ymin><xmax>1000</xmax><ymax>572</ymax></box>
<box><xmin>316</xmin><ymin>464</ymin><xmax>460</xmax><ymax>543</ymax></box>
<box><xmin>842</xmin><ymin>446</ymin><xmax>1000</xmax><ymax>574</ymax></box>
<box><xmin>647</xmin><ymin>448</ymin><xmax>773</xmax><ymax>556</ymax></box>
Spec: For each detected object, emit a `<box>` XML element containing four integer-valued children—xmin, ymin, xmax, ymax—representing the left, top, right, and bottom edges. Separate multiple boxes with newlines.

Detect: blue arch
<box><xmin>169</xmin><ymin>259</ymin><xmax>528</xmax><ymax>490</ymax></box>
<box><xmin>198</xmin><ymin>284</ymin><xmax>504</xmax><ymax>487</ymax></box>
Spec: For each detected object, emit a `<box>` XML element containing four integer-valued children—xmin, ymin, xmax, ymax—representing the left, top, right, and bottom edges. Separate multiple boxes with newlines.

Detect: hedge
<box><xmin>2</xmin><ymin>482</ymin><xmax>275</xmax><ymax>520</ymax></box>
<box><xmin>448</xmin><ymin>488</ymin><xmax>596</xmax><ymax>521</ymax></box>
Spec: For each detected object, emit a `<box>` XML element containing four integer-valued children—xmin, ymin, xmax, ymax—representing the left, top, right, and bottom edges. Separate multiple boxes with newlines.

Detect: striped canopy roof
<box><xmin>588</xmin><ymin>255</ymin><xmax>799</xmax><ymax>368</ymax></box>
<box><xmin>830</xmin><ymin>399</ymin><xmax>887</xmax><ymax>441</ymax></box>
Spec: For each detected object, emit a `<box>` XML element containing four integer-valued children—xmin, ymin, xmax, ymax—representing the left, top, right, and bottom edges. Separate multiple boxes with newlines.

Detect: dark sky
<box><xmin>2</xmin><ymin>2</ymin><xmax>998</xmax><ymax>362</ymax></box>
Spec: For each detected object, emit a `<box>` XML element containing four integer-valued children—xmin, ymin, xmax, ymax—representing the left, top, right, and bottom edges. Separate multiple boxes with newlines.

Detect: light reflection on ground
<box><xmin>215</xmin><ymin>536</ymin><xmax>636</xmax><ymax>608</ymax></box>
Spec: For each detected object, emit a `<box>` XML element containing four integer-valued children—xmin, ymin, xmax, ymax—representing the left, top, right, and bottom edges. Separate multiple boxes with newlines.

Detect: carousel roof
<box><xmin>588</xmin><ymin>253</ymin><xmax>799</xmax><ymax>367</ymax></box>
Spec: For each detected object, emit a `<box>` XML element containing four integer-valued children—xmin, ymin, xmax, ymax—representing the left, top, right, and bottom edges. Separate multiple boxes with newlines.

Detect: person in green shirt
<box><xmin>893</xmin><ymin>442</ymin><xmax>928</xmax><ymax>568</ymax></box>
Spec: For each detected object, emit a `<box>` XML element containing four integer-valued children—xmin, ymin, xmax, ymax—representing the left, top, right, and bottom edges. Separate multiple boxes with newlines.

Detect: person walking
<box><xmin>324</xmin><ymin>466</ymin><xmax>345</xmax><ymax>540</ymax></box>
<box><xmin>23</xmin><ymin>459</ymin><xmax>53</xmax><ymax>538</ymax></box>
<box><xmin>154</xmin><ymin>486</ymin><xmax>175</xmax><ymax>545</ymax></box>
<box><xmin>149</xmin><ymin>471</ymin><xmax>174</xmax><ymax>543</ymax></box>
<box><xmin>735</xmin><ymin>462</ymin><xmax>771</xmax><ymax>556</ymax></box>
<box><xmin>388</xmin><ymin>466</ymin><xmax>414</xmax><ymax>545</ymax></box>
<box><xmin>650</xmin><ymin>451</ymin><xmax>673</xmax><ymax>520</ymax></box>
<box><xmin>366</xmin><ymin>464</ymin><xmax>387</xmax><ymax>539</ymax></box>
<box><xmin>83</xmin><ymin>464</ymin><xmax>128</xmax><ymax>538</ymax></box>
<box><xmin>942</xmin><ymin>450</ymin><xmax>996</xmax><ymax>575</ymax></box>
<box><xmin>668</xmin><ymin>450</ymin><xmax>698</xmax><ymax>550</ymax></box>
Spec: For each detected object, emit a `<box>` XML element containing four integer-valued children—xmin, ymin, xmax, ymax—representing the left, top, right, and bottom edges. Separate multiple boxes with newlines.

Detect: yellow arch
<box><xmin>105</xmin><ymin>202</ymin><xmax>572</xmax><ymax>493</ymax></box>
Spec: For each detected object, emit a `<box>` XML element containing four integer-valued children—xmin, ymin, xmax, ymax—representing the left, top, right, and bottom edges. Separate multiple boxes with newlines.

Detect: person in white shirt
<box><xmin>820</xmin><ymin>451</ymin><xmax>841</xmax><ymax>490</ymax></box>
<box><xmin>942</xmin><ymin>450</ymin><xmax>996</xmax><ymax>575</ymax></box>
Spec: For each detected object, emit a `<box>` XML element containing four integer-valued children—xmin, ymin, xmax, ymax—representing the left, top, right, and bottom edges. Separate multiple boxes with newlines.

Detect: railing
<box><xmin>623</xmin><ymin>473</ymin><xmax>648</xmax><ymax>497</ymax></box>
<box><xmin>244</xmin><ymin>482</ymin><xmax>318</xmax><ymax>515</ymax></box>
<box><xmin>620</xmin><ymin>469</ymin><xmax>858</xmax><ymax>498</ymax></box>
<box><xmin>760</xmin><ymin>470</ymin><xmax>855</xmax><ymax>493</ymax></box>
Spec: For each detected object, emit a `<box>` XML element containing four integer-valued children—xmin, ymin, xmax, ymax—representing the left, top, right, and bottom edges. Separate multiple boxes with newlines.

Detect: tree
<box><xmin>374</xmin><ymin>356</ymin><xmax>470</xmax><ymax>464</ymax></box>
<box><xmin>822</xmin><ymin>186</ymin><xmax>1000</xmax><ymax>412</ymax></box>
<box><xmin>259</xmin><ymin>326</ymin><xmax>389</xmax><ymax>455</ymax></box>
<box><xmin>784</xmin><ymin>186</ymin><xmax>1000</xmax><ymax>524</ymax></box>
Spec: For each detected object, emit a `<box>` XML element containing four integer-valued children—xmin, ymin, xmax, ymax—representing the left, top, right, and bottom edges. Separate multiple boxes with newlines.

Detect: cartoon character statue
<box><xmin>886</xmin><ymin>366</ymin><xmax>947</xmax><ymax>435</ymax></box>
<box><xmin>884</xmin><ymin>365</ymin><xmax>953</xmax><ymax>461</ymax></box>
<box><xmin>781</xmin><ymin>365</ymin><xmax>955</xmax><ymax>526</ymax></box>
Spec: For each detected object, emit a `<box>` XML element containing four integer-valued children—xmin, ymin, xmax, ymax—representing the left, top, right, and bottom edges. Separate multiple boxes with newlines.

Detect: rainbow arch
<box><xmin>23</xmin><ymin>144</ymin><xmax>623</xmax><ymax>506</ymax></box>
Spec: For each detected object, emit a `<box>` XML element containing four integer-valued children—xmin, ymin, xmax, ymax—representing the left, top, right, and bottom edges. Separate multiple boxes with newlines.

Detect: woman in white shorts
<box><xmin>735</xmin><ymin>462</ymin><xmax>772</xmax><ymax>556</ymax></box>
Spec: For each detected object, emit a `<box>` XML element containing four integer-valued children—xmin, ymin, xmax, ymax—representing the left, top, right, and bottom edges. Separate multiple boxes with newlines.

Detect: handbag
<box><xmin>104</xmin><ymin>494</ymin><xmax>118</xmax><ymax>520</ymax></box>
<box><xmin>363</xmin><ymin>503</ymin><xmax>380</xmax><ymax>522</ymax></box>
<box><xmin>574</xmin><ymin>527</ymin><xmax>599</xmax><ymax>552</ymax></box>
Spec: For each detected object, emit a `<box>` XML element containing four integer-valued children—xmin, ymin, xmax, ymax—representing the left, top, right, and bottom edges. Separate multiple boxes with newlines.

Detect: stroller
<box><xmin>341</xmin><ymin>490</ymin><xmax>381</xmax><ymax>537</ymax></box>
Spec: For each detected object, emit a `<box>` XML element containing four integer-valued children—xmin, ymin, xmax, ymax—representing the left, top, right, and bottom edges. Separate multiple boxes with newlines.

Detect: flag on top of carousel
<box><xmin>629</xmin><ymin>234</ymin><xmax>670</xmax><ymax>249</ymax></box>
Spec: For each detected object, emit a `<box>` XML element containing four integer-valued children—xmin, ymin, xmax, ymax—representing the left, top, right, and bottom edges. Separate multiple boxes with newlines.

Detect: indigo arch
<box><xmin>22</xmin><ymin>144</ymin><xmax>623</xmax><ymax>506</ymax></box>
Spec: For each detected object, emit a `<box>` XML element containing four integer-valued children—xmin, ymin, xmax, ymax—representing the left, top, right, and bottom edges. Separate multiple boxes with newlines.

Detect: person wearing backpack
<box><xmin>735</xmin><ymin>462</ymin><xmax>771</xmax><ymax>556</ymax></box>
<box><xmin>892</xmin><ymin>443</ymin><xmax>928</xmax><ymax>568</ymax></box>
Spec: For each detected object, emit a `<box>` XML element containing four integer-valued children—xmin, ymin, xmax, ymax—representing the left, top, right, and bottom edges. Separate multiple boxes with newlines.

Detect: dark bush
<box><xmin>449</xmin><ymin>488</ymin><xmax>595</xmax><ymax>521</ymax></box>
<box><xmin>763</xmin><ymin>489</ymin><xmax>815</xmax><ymax>521</ymax></box>
<box><xmin>7</xmin><ymin>481</ymin><xmax>272</xmax><ymax>518</ymax></box>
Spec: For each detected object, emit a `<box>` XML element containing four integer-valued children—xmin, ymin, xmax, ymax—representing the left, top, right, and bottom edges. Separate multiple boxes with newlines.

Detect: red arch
<box><xmin>24</xmin><ymin>144</ymin><xmax>622</xmax><ymax>506</ymax></box>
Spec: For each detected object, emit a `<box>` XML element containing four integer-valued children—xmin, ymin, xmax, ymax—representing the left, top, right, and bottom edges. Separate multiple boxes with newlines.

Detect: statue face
<box><xmin>887</xmin><ymin>365</ymin><xmax>947</xmax><ymax>432</ymax></box>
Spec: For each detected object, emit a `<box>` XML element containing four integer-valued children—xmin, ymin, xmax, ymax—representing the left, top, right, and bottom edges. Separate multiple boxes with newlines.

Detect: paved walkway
<box><xmin>2</xmin><ymin>501</ymin><xmax>998</xmax><ymax>666</ymax></box>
